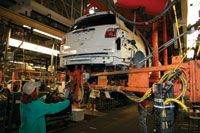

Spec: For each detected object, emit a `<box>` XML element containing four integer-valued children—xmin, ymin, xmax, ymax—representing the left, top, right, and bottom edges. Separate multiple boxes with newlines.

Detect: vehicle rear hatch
<box><xmin>61</xmin><ymin>14</ymin><xmax>117</xmax><ymax>55</ymax></box>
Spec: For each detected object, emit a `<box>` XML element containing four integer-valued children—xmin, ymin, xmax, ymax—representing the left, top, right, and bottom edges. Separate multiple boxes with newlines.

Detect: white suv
<box><xmin>60</xmin><ymin>12</ymin><xmax>147</xmax><ymax>70</ymax></box>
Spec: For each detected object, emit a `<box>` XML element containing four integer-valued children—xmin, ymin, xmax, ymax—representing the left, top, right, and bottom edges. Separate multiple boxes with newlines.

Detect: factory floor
<box><xmin>47</xmin><ymin>103</ymin><xmax>199</xmax><ymax>133</ymax></box>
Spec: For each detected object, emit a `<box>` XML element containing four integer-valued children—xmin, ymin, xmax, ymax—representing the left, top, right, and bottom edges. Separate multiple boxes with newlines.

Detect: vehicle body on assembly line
<box><xmin>60</xmin><ymin>11</ymin><xmax>150</xmax><ymax>72</ymax></box>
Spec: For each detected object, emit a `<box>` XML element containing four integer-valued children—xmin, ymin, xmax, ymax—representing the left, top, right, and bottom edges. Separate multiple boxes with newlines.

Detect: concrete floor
<box><xmin>47</xmin><ymin>103</ymin><xmax>200</xmax><ymax>133</ymax></box>
<box><xmin>47</xmin><ymin>103</ymin><xmax>150</xmax><ymax>133</ymax></box>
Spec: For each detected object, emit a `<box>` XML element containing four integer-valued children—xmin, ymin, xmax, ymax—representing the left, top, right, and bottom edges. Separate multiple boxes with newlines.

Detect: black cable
<box><xmin>106</xmin><ymin>0</ymin><xmax>176</xmax><ymax>26</ymax></box>
<box><xmin>134</xmin><ymin>30</ymin><xmax>193</xmax><ymax>67</ymax></box>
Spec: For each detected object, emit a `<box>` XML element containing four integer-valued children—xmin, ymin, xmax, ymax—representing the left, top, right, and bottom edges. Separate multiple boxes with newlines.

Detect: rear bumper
<box><xmin>60</xmin><ymin>54</ymin><xmax>130</xmax><ymax>67</ymax></box>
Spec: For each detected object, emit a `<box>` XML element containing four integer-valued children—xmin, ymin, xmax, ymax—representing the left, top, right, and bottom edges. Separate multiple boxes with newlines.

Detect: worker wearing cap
<box><xmin>19</xmin><ymin>81</ymin><xmax>70</xmax><ymax>133</ymax></box>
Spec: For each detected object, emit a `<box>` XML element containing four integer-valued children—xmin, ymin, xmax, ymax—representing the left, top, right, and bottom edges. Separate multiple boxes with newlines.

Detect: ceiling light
<box><xmin>33</xmin><ymin>29</ymin><xmax>62</xmax><ymax>41</ymax></box>
<box><xmin>23</xmin><ymin>25</ymin><xmax>31</xmax><ymax>29</ymax></box>
<box><xmin>9</xmin><ymin>38</ymin><xmax>60</xmax><ymax>56</ymax></box>
<box><xmin>8</xmin><ymin>61</ymin><xmax>24</xmax><ymax>64</ymax></box>
<box><xmin>23</xmin><ymin>25</ymin><xmax>62</xmax><ymax>41</ymax></box>
<box><xmin>89</xmin><ymin>7</ymin><xmax>95</xmax><ymax>14</ymax></box>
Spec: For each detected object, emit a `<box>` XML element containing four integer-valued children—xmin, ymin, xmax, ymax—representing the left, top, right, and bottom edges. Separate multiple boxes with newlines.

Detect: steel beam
<box><xmin>0</xmin><ymin>6</ymin><xmax>65</xmax><ymax>38</ymax></box>
<box><xmin>90</xmin><ymin>62</ymin><xmax>190</xmax><ymax>77</ymax></box>
<box><xmin>30</xmin><ymin>1</ymin><xmax>74</xmax><ymax>28</ymax></box>
<box><xmin>90</xmin><ymin>60</ymin><xmax>200</xmax><ymax>102</ymax></box>
<box><xmin>89</xmin><ymin>84</ymin><xmax>149</xmax><ymax>93</ymax></box>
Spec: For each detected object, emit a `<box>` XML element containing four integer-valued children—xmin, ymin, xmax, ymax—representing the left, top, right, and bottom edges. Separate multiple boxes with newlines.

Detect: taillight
<box><xmin>61</xmin><ymin>38</ymin><xmax>66</xmax><ymax>45</ymax></box>
<box><xmin>105</xmin><ymin>28</ymin><xmax>116</xmax><ymax>38</ymax></box>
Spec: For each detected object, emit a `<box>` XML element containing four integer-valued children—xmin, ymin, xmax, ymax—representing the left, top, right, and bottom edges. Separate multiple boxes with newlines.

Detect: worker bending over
<box><xmin>19</xmin><ymin>81</ymin><xmax>70</xmax><ymax>133</ymax></box>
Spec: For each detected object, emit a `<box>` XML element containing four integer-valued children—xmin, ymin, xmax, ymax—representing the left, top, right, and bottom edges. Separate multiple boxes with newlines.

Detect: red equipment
<box><xmin>116</xmin><ymin>0</ymin><xmax>168</xmax><ymax>15</ymax></box>
<box><xmin>89</xmin><ymin>56</ymin><xmax>200</xmax><ymax>103</ymax></box>
<box><xmin>67</xmin><ymin>66</ymin><xmax>84</xmax><ymax>106</ymax></box>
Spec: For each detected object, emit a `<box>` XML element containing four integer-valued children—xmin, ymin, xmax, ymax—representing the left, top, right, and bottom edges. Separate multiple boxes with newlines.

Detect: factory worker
<box><xmin>89</xmin><ymin>89</ymin><xmax>100</xmax><ymax>112</ymax></box>
<box><xmin>19</xmin><ymin>81</ymin><xmax>70</xmax><ymax>133</ymax></box>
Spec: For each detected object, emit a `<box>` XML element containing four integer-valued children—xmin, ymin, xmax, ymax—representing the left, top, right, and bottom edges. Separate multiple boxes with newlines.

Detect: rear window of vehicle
<box><xmin>71</xmin><ymin>14</ymin><xmax>116</xmax><ymax>31</ymax></box>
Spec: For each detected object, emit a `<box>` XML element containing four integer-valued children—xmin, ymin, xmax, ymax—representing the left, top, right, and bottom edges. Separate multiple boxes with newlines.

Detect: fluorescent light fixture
<box><xmin>9</xmin><ymin>38</ymin><xmax>60</xmax><ymax>56</ymax></box>
<box><xmin>8</xmin><ymin>61</ymin><xmax>24</xmax><ymax>64</ymax></box>
<box><xmin>8</xmin><ymin>61</ymin><xmax>33</xmax><ymax>66</ymax></box>
<box><xmin>33</xmin><ymin>29</ymin><xmax>62</xmax><ymax>41</ymax></box>
<box><xmin>23</xmin><ymin>25</ymin><xmax>62</xmax><ymax>41</ymax></box>
<box><xmin>23</xmin><ymin>25</ymin><xmax>31</xmax><ymax>29</ymax></box>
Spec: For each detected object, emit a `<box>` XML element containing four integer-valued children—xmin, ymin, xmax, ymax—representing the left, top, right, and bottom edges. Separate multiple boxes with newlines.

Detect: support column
<box><xmin>4</xmin><ymin>28</ymin><xmax>11</xmax><ymax>60</ymax></box>
<box><xmin>11</xmin><ymin>72</ymin><xmax>15</xmax><ymax>93</ymax></box>
<box><xmin>163</xmin><ymin>16</ymin><xmax>168</xmax><ymax>65</ymax></box>
<box><xmin>71</xmin><ymin>0</ymin><xmax>74</xmax><ymax>19</ymax></box>
<box><xmin>152</xmin><ymin>21</ymin><xmax>159</xmax><ymax>81</ymax></box>
<box><xmin>0</xmin><ymin>71</ymin><xmax>2</xmax><ymax>83</ymax></box>
<box><xmin>80</xmin><ymin>0</ymin><xmax>84</xmax><ymax>16</ymax></box>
